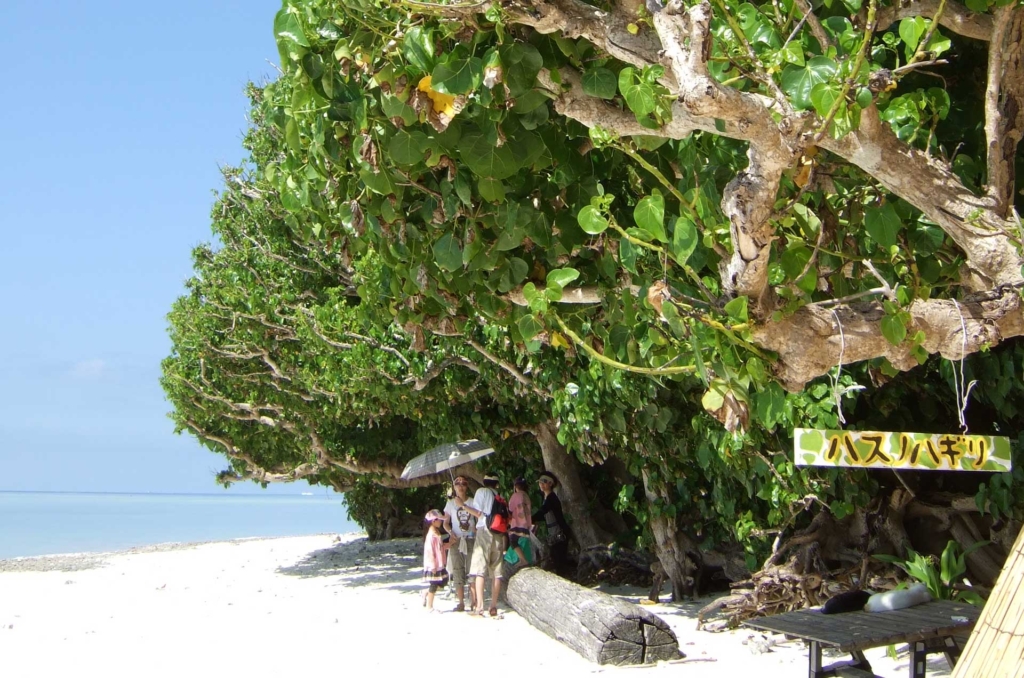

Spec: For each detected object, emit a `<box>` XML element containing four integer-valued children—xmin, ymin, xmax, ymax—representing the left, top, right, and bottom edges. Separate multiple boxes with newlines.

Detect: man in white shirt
<box><xmin>454</xmin><ymin>474</ymin><xmax>504</xmax><ymax>616</ymax></box>
<box><xmin>442</xmin><ymin>475</ymin><xmax>476</xmax><ymax>612</ymax></box>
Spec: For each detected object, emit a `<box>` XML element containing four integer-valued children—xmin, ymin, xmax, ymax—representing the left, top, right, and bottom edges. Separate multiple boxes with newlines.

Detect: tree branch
<box><xmin>752</xmin><ymin>284</ymin><xmax>1024</xmax><ymax>390</ymax></box>
<box><xmin>819</xmin><ymin>105</ymin><xmax>1024</xmax><ymax>291</ymax></box>
<box><xmin>403</xmin><ymin>355</ymin><xmax>481</xmax><ymax>391</ymax></box>
<box><xmin>984</xmin><ymin>5</ymin><xmax>1024</xmax><ymax>217</ymax></box>
<box><xmin>507</xmin><ymin>0</ymin><xmax>664</xmax><ymax>74</ymax></box>
<box><xmin>875</xmin><ymin>0</ymin><xmax>994</xmax><ymax>42</ymax></box>
<box><xmin>467</xmin><ymin>339</ymin><xmax>552</xmax><ymax>398</ymax></box>
<box><xmin>792</xmin><ymin>0</ymin><xmax>832</xmax><ymax>51</ymax></box>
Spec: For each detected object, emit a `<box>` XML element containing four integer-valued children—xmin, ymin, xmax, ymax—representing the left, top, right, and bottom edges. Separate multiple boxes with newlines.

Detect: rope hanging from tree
<box><xmin>830</xmin><ymin>309</ymin><xmax>848</xmax><ymax>425</ymax></box>
<box><xmin>951</xmin><ymin>299</ymin><xmax>978</xmax><ymax>433</ymax></box>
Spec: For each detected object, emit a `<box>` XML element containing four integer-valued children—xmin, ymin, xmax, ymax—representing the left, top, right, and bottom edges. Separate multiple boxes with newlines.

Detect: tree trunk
<box><xmin>533</xmin><ymin>420</ymin><xmax>604</xmax><ymax>548</ymax></box>
<box><xmin>506</xmin><ymin>567</ymin><xmax>681</xmax><ymax>665</ymax></box>
<box><xmin>642</xmin><ymin>469</ymin><xmax>697</xmax><ymax>600</ymax></box>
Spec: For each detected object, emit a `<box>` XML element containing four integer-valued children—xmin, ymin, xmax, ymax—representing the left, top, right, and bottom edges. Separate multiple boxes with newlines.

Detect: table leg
<box><xmin>809</xmin><ymin>640</ymin><xmax>824</xmax><ymax>678</ymax></box>
<box><xmin>850</xmin><ymin>649</ymin><xmax>873</xmax><ymax>672</ymax></box>
<box><xmin>910</xmin><ymin>640</ymin><xmax>927</xmax><ymax>678</ymax></box>
<box><xmin>941</xmin><ymin>636</ymin><xmax>962</xmax><ymax>668</ymax></box>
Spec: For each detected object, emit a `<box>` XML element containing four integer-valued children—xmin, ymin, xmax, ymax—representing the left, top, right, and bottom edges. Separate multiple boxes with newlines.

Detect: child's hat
<box><xmin>424</xmin><ymin>509</ymin><xmax>444</xmax><ymax>522</ymax></box>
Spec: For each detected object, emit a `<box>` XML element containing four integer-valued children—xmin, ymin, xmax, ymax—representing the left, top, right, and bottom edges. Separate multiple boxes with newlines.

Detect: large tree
<box><xmin>265</xmin><ymin>0</ymin><xmax>1024</xmax><ymax>417</ymax></box>
<box><xmin>166</xmin><ymin>0</ymin><xmax>1024</xmax><ymax>602</ymax></box>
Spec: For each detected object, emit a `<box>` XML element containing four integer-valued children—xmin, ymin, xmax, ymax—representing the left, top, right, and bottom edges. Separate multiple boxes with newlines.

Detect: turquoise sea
<box><xmin>0</xmin><ymin>491</ymin><xmax>358</xmax><ymax>559</ymax></box>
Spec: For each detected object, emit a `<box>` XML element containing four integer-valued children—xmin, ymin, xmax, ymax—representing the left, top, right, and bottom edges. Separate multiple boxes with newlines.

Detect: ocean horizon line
<box><xmin>0</xmin><ymin>489</ymin><xmax>342</xmax><ymax>498</ymax></box>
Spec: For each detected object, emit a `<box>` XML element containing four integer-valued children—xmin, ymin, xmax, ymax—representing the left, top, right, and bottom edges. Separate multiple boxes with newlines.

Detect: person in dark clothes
<box><xmin>532</xmin><ymin>471</ymin><xmax>571</xmax><ymax>577</ymax></box>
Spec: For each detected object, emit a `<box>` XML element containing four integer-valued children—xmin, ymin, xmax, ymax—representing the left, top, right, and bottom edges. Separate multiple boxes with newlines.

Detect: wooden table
<box><xmin>742</xmin><ymin>600</ymin><xmax>980</xmax><ymax>678</ymax></box>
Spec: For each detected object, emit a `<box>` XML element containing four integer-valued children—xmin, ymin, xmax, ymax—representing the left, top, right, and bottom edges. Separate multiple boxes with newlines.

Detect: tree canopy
<box><xmin>164</xmin><ymin>0</ymin><xmax>1024</xmax><ymax>603</ymax></box>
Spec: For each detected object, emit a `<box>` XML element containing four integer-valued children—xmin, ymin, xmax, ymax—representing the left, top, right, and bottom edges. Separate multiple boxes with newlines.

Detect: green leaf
<box><xmin>387</xmin><ymin>130</ymin><xmax>424</xmax><ymax>165</ymax></box>
<box><xmin>781</xmin><ymin>41</ymin><xmax>805</xmax><ymax>67</ymax></box>
<box><xmin>460</xmin><ymin>134</ymin><xmax>518</xmax><ymax>179</ymax></box>
<box><xmin>578</xmin><ymin>205</ymin><xmax>609</xmax><ymax>234</ymax></box>
<box><xmin>431</xmin><ymin>56</ymin><xmax>483</xmax><ymax>95</ymax></box>
<box><xmin>899</xmin><ymin>17</ymin><xmax>926</xmax><ymax>58</ymax></box>
<box><xmin>810</xmin><ymin>82</ymin><xmax>842</xmax><ymax>118</ymax></box>
<box><xmin>381</xmin><ymin>93</ymin><xmax>416</xmax><ymax>125</ymax></box>
<box><xmin>432</xmin><ymin>233</ymin><xmax>463</xmax><ymax>272</ymax></box>
<box><xmin>359</xmin><ymin>168</ymin><xmax>396</xmax><ymax>196</ymax></box>
<box><xmin>926</xmin><ymin>30</ymin><xmax>952</xmax><ymax>57</ymax></box>
<box><xmin>909</xmin><ymin>222</ymin><xmax>944</xmax><ymax>256</ymax></box>
<box><xmin>927</xmin><ymin>87</ymin><xmax>951</xmax><ymax>119</ymax></box>
<box><xmin>582</xmin><ymin>68</ymin><xmax>618</xmax><ymax>99</ymax></box>
<box><xmin>477</xmin><ymin>177</ymin><xmax>505</xmax><ymax>202</ymax></box>
<box><xmin>301</xmin><ymin>53</ymin><xmax>324</xmax><ymax>81</ymax></box>
<box><xmin>864</xmin><ymin>203</ymin><xmax>902</xmax><ymax>249</ymax></box>
<box><xmin>670</xmin><ymin>216</ymin><xmax>698</xmax><ymax>266</ymax></box>
<box><xmin>285</xmin><ymin>118</ymin><xmax>302</xmax><ymax>154</ymax></box>
<box><xmin>403</xmin><ymin>27</ymin><xmax>435</xmax><ymax>73</ymax></box>
<box><xmin>501</xmin><ymin>44</ymin><xmax>543</xmax><ymax>96</ymax></box>
<box><xmin>780</xmin><ymin>244</ymin><xmax>811</xmax><ymax>280</ymax></box>
<box><xmin>518</xmin><ymin>314</ymin><xmax>544</xmax><ymax>341</ymax></box>
<box><xmin>618</xmin><ymin>67</ymin><xmax>656</xmax><ymax>117</ymax></box>
<box><xmin>881</xmin><ymin>313</ymin><xmax>908</xmax><ymax>345</ymax></box>
<box><xmin>634</xmin><ymin>191</ymin><xmax>667</xmax><ymax>242</ymax></box>
<box><xmin>274</xmin><ymin>8</ymin><xmax>309</xmax><ymax>59</ymax></box>
<box><xmin>620</xmin><ymin>238</ymin><xmax>638</xmax><ymax>273</ymax></box>
<box><xmin>781</xmin><ymin>57</ymin><xmax>838</xmax><ymax>110</ymax></box>
<box><xmin>546</xmin><ymin>268</ymin><xmax>580</xmax><ymax>290</ymax></box>
<box><xmin>756</xmin><ymin>382</ymin><xmax>786</xmax><ymax>429</ymax></box>
<box><xmin>724</xmin><ymin>296</ymin><xmax>749</xmax><ymax>323</ymax></box>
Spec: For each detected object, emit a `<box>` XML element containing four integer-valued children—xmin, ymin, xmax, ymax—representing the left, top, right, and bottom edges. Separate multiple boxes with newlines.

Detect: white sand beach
<box><xmin>0</xmin><ymin>534</ymin><xmax>958</xmax><ymax>677</ymax></box>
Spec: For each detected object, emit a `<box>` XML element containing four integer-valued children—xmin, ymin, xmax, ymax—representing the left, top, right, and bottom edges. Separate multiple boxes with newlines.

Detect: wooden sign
<box><xmin>794</xmin><ymin>429</ymin><xmax>1012</xmax><ymax>472</ymax></box>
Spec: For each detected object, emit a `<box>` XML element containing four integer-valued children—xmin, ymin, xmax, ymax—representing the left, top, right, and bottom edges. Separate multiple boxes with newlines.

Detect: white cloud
<box><xmin>69</xmin><ymin>359</ymin><xmax>107</xmax><ymax>379</ymax></box>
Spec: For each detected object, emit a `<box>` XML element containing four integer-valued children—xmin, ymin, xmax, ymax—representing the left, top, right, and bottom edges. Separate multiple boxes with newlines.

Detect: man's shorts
<box><xmin>447</xmin><ymin>535</ymin><xmax>474</xmax><ymax>586</ymax></box>
<box><xmin>469</xmin><ymin>529</ymin><xmax>505</xmax><ymax>579</ymax></box>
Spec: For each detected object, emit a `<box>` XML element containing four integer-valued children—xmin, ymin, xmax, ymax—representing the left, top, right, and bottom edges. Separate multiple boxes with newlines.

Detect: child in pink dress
<box><xmin>506</xmin><ymin>478</ymin><xmax>533</xmax><ymax>566</ymax></box>
<box><xmin>422</xmin><ymin>509</ymin><xmax>448</xmax><ymax>611</ymax></box>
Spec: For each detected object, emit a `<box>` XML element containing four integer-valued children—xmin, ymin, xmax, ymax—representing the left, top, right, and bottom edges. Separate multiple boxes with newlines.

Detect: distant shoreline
<box><xmin>0</xmin><ymin>489</ymin><xmax>340</xmax><ymax>498</ymax></box>
<box><xmin>0</xmin><ymin>491</ymin><xmax>356</xmax><ymax>560</ymax></box>
<box><xmin>0</xmin><ymin>531</ymin><xmax>365</xmax><ymax>572</ymax></box>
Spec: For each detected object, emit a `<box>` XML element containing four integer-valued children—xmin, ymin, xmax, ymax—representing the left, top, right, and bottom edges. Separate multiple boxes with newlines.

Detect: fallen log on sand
<box><xmin>506</xmin><ymin>567</ymin><xmax>681</xmax><ymax>665</ymax></box>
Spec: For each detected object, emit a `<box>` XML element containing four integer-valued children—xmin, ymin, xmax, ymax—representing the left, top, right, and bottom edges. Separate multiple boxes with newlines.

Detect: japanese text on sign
<box><xmin>794</xmin><ymin>429</ymin><xmax>1012</xmax><ymax>472</ymax></box>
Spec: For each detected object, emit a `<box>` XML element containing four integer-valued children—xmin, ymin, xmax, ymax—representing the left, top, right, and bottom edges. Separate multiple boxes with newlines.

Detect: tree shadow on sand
<box><xmin>276</xmin><ymin>536</ymin><xmax>422</xmax><ymax>588</ymax></box>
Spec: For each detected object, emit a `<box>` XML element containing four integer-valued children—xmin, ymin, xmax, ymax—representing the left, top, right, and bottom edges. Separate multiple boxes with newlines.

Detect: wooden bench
<box><xmin>742</xmin><ymin>599</ymin><xmax>980</xmax><ymax>678</ymax></box>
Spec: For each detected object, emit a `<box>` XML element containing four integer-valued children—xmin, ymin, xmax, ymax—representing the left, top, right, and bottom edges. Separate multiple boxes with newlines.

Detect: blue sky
<box><xmin>0</xmin><ymin>0</ymin><xmax>309</xmax><ymax>493</ymax></box>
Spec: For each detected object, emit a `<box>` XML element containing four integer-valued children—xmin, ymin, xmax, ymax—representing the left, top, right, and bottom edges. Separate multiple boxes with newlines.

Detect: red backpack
<box><xmin>488</xmin><ymin>494</ymin><xmax>510</xmax><ymax>533</ymax></box>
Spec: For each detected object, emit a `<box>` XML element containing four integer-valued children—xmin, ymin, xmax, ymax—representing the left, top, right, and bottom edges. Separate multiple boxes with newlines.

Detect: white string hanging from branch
<box><xmin>830</xmin><ymin>309</ymin><xmax>848</xmax><ymax>425</ymax></box>
<box><xmin>828</xmin><ymin>310</ymin><xmax>865</xmax><ymax>427</ymax></box>
<box><xmin>951</xmin><ymin>299</ymin><xmax>978</xmax><ymax>433</ymax></box>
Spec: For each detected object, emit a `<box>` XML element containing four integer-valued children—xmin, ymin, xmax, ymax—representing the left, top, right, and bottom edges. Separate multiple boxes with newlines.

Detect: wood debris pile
<box><xmin>696</xmin><ymin>565</ymin><xmax>902</xmax><ymax>630</ymax></box>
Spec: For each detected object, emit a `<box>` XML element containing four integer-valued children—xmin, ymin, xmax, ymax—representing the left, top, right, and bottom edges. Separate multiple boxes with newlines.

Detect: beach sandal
<box><xmin>454</xmin><ymin>603</ymin><xmax>466</xmax><ymax>612</ymax></box>
<box><xmin>489</xmin><ymin>607</ymin><xmax>498</xmax><ymax>617</ymax></box>
<box><xmin>468</xmin><ymin>609</ymin><xmax>486</xmax><ymax>617</ymax></box>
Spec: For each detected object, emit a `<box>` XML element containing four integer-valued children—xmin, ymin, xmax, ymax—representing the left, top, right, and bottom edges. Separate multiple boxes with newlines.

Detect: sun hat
<box><xmin>424</xmin><ymin>509</ymin><xmax>444</xmax><ymax>522</ymax></box>
<box><xmin>538</xmin><ymin>472</ymin><xmax>559</xmax><ymax>488</ymax></box>
<box><xmin>483</xmin><ymin>474</ymin><xmax>499</xmax><ymax>482</ymax></box>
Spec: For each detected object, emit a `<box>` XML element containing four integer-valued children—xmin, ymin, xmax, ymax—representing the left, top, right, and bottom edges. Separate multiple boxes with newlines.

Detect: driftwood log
<box><xmin>506</xmin><ymin>568</ymin><xmax>681</xmax><ymax>665</ymax></box>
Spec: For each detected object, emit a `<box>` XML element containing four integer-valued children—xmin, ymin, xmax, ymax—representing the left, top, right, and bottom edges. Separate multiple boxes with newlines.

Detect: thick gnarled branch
<box><xmin>655</xmin><ymin>1</ymin><xmax>795</xmax><ymax>313</ymax></box>
<box><xmin>984</xmin><ymin>5</ymin><xmax>1024</xmax><ymax>217</ymax></box>
<box><xmin>820</xmin><ymin>106</ymin><xmax>1024</xmax><ymax>291</ymax></box>
<box><xmin>753</xmin><ymin>286</ymin><xmax>1024</xmax><ymax>390</ymax></box>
